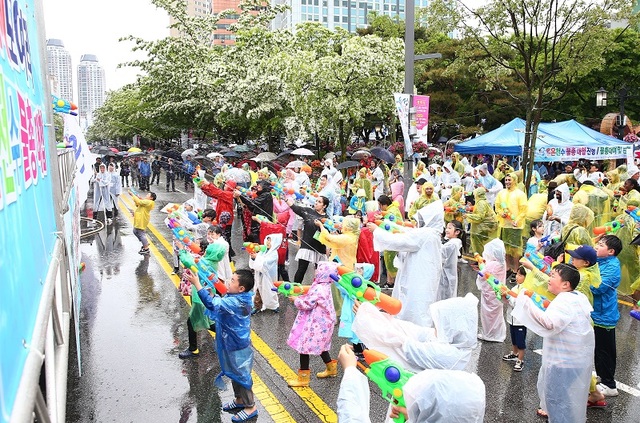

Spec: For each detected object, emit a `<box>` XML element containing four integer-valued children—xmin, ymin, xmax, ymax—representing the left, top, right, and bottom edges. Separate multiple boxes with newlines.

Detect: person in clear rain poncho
<box><xmin>248</xmin><ymin>233</ymin><xmax>281</xmax><ymax>313</ymax></box>
<box><xmin>476</xmin><ymin>238</ymin><xmax>507</xmax><ymax>342</ymax></box>
<box><xmin>542</xmin><ymin>183</ymin><xmax>573</xmax><ymax>237</ymax></box>
<box><xmin>466</xmin><ymin>187</ymin><xmax>499</xmax><ymax>256</ymax></box>
<box><xmin>512</xmin><ymin>263</ymin><xmax>594</xmax><ymax>423</ymax></box>
<box><xmin>561</xmin><ymin>204</ymin><xmax>594</xmax><ymax>248</ymax></box>
<box><xmin>367</xmin><ymin>200</ymin><xmax>444</xmax><ymax>328</ymax></box>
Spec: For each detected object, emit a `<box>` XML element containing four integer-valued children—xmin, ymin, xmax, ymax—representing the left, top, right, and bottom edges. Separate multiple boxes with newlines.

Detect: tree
<box><xmin>427</xmin><ymin>0</ymin><xmax>631</xmax><ymax>188</ymax></box>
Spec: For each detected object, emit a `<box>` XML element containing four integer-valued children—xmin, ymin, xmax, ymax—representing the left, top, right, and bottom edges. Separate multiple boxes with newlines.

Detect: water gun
<box><xmin>539</xmin><ymin>232</ymin><xmax>559</xmax><ymax>249</ymax></box>
<box><xmin>321</xmin><ymin>218</ymin><xmax>342</xmax><ymax>232</ymax></box>
<box><xmin>238</xmin><ymin>186</ymin><xmax>256</xmax><ymax>199</ymax></box>
<box><xmin>167</xmin><ymin>219</ymin><xmax>202</xmax><ymax>254</ymax></box>
<box><xmin>444</xmin><ymin>204</ymin><xmax>474</xmax><ymax>214</ymax></box>
<box><xmin>271</xmin><ymin>281</ymin><xmax>310</xmax><ymax>297</ymax></box>
<box><xmin>593</xmin><ymin>220</ymin><xmax>623</xmax><ymax>236</ymax></box>
<box><xmin>360</xmin><ymin>350</ymin><xmax>414</xmax><ymax>423</ymax></box>
<box><xmin>178</xmin><ymin>250</ymin><xmax>227</xmax><ymax>296</ymax></box>
<box><xmin>285</xmin><ymin>187</ymin><xmax>305</xmax><ymax>200</ymax></box>
<box><xmin>253</xmin><ymin>214</ymin><xmax>272</xmax><ymax>223</ymax></box>
<box><xmin>631</xmin><ymin>301</ymin><xmax>640</xmax><ymax>321</ymax></box>
<box><xmin>475</xmin><ymin>254</ymin><xmax>515</xmax><ymax>300</ymax></box>
<box><xmin>271</xmin><ymin>182</ymin><xmax>285</xmax><ymax>197</ymax></box>
<box><xmin>242</xmin><ymin>242</ymin><xmax>267</xmax><ymax>254</ymax></box>
<box><xmin>52</xmin><ymin>95</ymin><xmax>78</xmax><ymax>116</ymax></box>
<box><xmin>329</xmin><ymin>265</ymin><xmax>402</xmax><ymax>315</ymax></box>
<box><xmin>374</xmin><ymin>214</ymin><xmax>415</xmax><ymax>233</ymax></box>
<box><xmin>524</xmin><ymin>251</ymin><xmax>552</xmax><ymax>275</ymax></box>
<box><xmin>626</xmin><ymin>206</ymin><xmax>640</xmax><ymax>223</ymax></box>
<box><xmin>129</xmin><ymin>187</ymin><xmax>140</xmax><ymax>197</ymax></box>
<box><xmin>522</xmin><ymin>289</ymin><xmax>550</xmax><ymax>311</ymax></box>
<box><xmin>193</xmin><ymin>175</ymin><xmax>206</xmax><ymax>186</ymax></box>
<box><xmin>499</xmin><ymin>202</ymin><xmax>512</xmax><ymax>220</ymax></box>
<box><xmin>187</xmin><ymin>210</ymin><xmax>201</xmax><ymax>224</ymax></box>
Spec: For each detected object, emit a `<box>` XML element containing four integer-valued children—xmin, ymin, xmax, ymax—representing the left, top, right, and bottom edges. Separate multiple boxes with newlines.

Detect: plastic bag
<box><xmin>189</xmin><ymin>285</ymin><xmax>214</xmax><ymax>332</ymax></box>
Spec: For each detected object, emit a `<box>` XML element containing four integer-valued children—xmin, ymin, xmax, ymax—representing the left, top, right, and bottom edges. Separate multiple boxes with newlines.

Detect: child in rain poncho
<box><xmin>337</xmin><ymin>344</ymin><xmax>486</xmax><ymax>423</ymax></box>
<box><xmin>438</xmin><ymin>221</ymin><xmax>463</xmax><ymax>301</ymax></box>
<box><xmin>248</xmin><ymin>233</ymin><xmax>281</xmax><ymax>313</ymax></box>
<box><xmin>476</xmin><ymin>238</ymin><xmax>507</xmax><ymax>342</ymax></box>
<box><xmin>352</xmin><ymin>293</ymin><xmax>479</xmax><ymax>373</ymax></box>
<box><xmin>286</xmin><ymin>261</ymin><xmax>338</xmax><ymax>387</ymax></box>
<box><xmin>348</xmin><ymin>189</ymin><xmax>367</xmax><ymax>215</ymax></box>
<box><xmin>512</xmin><ymin>263</ymin><xmax>594</xmax><ymax>423</ymax></box>
<box><xmin>612</xmin><ymin>194</ymin><xmax>640</xmax><ymax>295</ymax></box>
<box><xmin>561</xmin><ymin>204</ymin><xmax>594</xmax><ymax>248</ymax></box>
<box><xmin>465</xmin><ymin>187</ymin><xmax>499</xmax><ymax>256</ymax></box>
<box><xmin>367</xmin><ymin>201</ymin><xmax>444</xmax><ymax>328</ymax></box>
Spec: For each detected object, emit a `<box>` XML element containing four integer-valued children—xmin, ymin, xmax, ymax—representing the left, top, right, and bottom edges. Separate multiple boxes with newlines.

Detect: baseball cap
<box><xmin>567</xmin><ymin>245</ymin><xmax>597</xmax><ymax>266</ymax></box>
<box><xmin>416</xmin><ymin>178</ymin><xmax>427</xmax><ymax>185</ymax></box>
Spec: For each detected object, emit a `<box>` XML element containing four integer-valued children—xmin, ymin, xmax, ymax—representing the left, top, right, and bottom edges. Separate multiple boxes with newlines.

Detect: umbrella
<box><xmin>109</xmin><ymin>147</ymin><xmax>119</xmax><ymax>153</ymax></box>
<box><xmin>253</xmin><ymin>152</ymin><xmax>277</xmax><ymax>162</ymax></box>
<box><xmin>207</xmin><ymin>152</ymin><xmax>223</xmax><ymax>159</ymax></box>
<box><xmin>224</xmin><ymin>168</ymin><xmax>251</xmax><ymax>183</ymax></box>
<box><xmin>276</xmin><ymin>149</ymin><xmax>292</xmax><ymax>159</ymax></box>
<box><xmin>286</xmin><ymin>160</ymin><xmax>306</xmax><ymax>169</ymax></box>
<box><xmin>291</xmin><ymin>147</ymin><xmax>314</xmax><ymax>156</ymax></box>
<box><xmin>233</xmin><ymin>145</ymin><xmax>251</xmax><ymax>153</ymax></box>
<box><xmin>181</xmin><ymin>148</ymin><xmax>198</xmax><ymax>159</ymax></box>
<box><xmin>102</xmin><ymin>151</ymin><xmax>117</xmax><ymax>158</ymax></box>
<box><xmin>161</xmin><ymin>149</ymin><xmax>182</xmax><ymax>161</ymax></box>
<box><xmin>127</xmin><ymin>151</ymin><xmax>146</xmax><ymax>157</ymax></box>
<box><xmin>351</xmin><ymin>150</ymin><xmax>371</xmax><ymax>160</ymax></box>
<box><xmin>369</xmin><ymin>146</ymin><xmax>395</xmax><ymax>164</ymax></box>
<box><xmin>223</xmin><ymin>151</ymin><xmax>241</xmax><ymax>158</ymax></box>
<box><xmin>324</xmin><ymin>152</ymin><xmax>336</xmax><ymax>160</ymax></box>
<box><xmin>127</xmin><ymin>147</ymin><xmax>142</xmax><ymax>153</ymax></box>
<box><xmin>92</xmin><ymin>145</ymin><xmax>111</xmax><ymax>154</ymax></box>
<box><xmin>116</xmin><ymin>151</ymin><xmax>128</xmax><ymax>156</ymax></box>
<box><xmin>336</xmin><ymin>160</ymin><xmax>360</xmax><ymax>170</ymax></box>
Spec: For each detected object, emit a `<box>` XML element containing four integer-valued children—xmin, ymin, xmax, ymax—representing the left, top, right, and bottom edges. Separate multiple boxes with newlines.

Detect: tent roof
<box><xmin>454</xmin><ymin>118</ymin><xmax>628</xmax><ymax>160</ymax></box>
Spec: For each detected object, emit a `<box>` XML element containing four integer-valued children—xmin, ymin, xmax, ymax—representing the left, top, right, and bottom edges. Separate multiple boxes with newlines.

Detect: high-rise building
<box><xmin>169</xmin><ymin>0</ymin><xmax>241</xmax><ymax>46</ymax></box>
<box><xmin>271</xmin><ymin>0</ymin><xmax>429</xmax><ymax>32</ymax></box>
<box><xmin>45</xmin><ymin>39</ymin><xmax>73</xmax><ymax>102</ymax></box>
<box><xmin>77</xmin><ymin>54</ymin><xmax>106</xmax><ymax>128</ymax></box>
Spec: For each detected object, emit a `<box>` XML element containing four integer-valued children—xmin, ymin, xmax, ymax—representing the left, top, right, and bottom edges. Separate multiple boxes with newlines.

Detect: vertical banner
<box><xmin>413</xmin><ymin>95</ymin><xmax>430</xmax><ymax>144</ymax></box>
<box><xmin>0</xmin><ymin>0</ymin><xmax>58</xmax><ymax>420</ymax></box>
<box><xmin>394</xmin><ymin>93</ymin><xmax>412</xmax><ymax>157</ymax></box>
<box><xmin>64</xmin><ymin>114</ymin><xmax>92</xmax><ymax>205</ymax></box>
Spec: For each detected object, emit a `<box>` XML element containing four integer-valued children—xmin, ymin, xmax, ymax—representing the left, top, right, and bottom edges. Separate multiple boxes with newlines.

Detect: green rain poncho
<box><xmin>443</xmin><ymin>186</ymin><xmax>465</xmax><ymax>224</ymax></box>
<box><xmin>615</xmin><ymin>192</ymin><xmax>640</xmax><ymax>295</ymax></box>
<box><xmin>465</xmin><ymin>187</ymin><xmax>498</xmax><ymax>255</ymax></box>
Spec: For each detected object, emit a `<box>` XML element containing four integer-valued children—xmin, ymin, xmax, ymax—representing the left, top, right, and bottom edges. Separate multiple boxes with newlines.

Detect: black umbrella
<box><xmin>369</xmin><ymin>146</ymin><xmax>395</xmax><ymax>164</ymax></box>
<box><xmin>336</xmin><ymin>160</ymin><xmax>360</xmax><ymax>170</ymax></box>
<box><xmin>92</xmin><ymin>145</ymin><xmax>111</xmax><ymax>154</ymax></box>
<box><xmin>161</xmin><ymin>149</ymin><xmax>182</xmax><ymax>161</ymax></box>
<box><xmin>224</xmin><ymin>151</ymin><xmax>241</xmax><ymax>158</ymax></box>
<box><xmin>102</xmin><ymin>151</ymin><xmax>117</xmax><ymax>158</ymax></box>
<box><xmin>276</xmin><ymin>149</ymin><xmax>293</xmax><ymax>159</ymax></box>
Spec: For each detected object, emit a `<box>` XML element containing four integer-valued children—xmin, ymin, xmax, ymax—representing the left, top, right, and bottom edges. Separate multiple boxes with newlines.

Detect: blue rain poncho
<box><xmin>197</xmin><ymin>289</ymin><xmax>254</xmax><ymax>389</ymax></box>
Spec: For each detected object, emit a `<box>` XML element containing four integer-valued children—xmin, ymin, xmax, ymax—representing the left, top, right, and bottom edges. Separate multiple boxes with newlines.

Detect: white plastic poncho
<box><xmin>512</xmin><ymin>290</ymin><xmax>594</xmax><ymax>423</ymax></box>
<box><xmin>336</xmin><ymin>366</ymin><xmax>485</xmax><ymax>423</ymax></box>
<box><xmin>93</xmin><ymin>168</ymin><xmax>112</xmax><ymax>213</ymax></box>
<box><xmin>403</xmin><ymin>369</ymin><xmax>486</xmax><ymax>423</ymax></box>
<box><xmin>193</xmin><ymin>169</ymin><xmax>208</xmax><ymax>210</ymax></box>
<box><xmin>352</xmin><ymin>294</ymin><xmax>479</xmax><ymax>373</ymax></box>
<box><xmin>248</xmin><ymin>233</ymin><xmax>281</xmax><ymax>311</ymax></box>
<box><xmin>373</xmin><ymin>200</ymin><xmax>444</xmax><ymax>327</ymax></box>
<box><xmin>543</xmin><ymin>183</ymin><xmax>573</xmax><ymax>236</ymax></box>
<box><xmin>438</xmin><ymin>237</ymin><xmax>462</xmax><ymax>301</ymax></box>
<box><xmin>476</xmin><ymin>239</ymin><xmax>507</xmax><ymax>342</ymax></box>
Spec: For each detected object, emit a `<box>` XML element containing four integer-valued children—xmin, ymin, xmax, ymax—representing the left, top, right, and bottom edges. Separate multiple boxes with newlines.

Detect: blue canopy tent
<box><xmin>454</xmin><ymin>118</ymin><xmax>631</xmax><ymax>162</ymax></box>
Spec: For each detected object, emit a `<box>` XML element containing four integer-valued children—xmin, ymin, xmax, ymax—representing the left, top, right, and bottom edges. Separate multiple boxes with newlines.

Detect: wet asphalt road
<box><xmin>66</xmin><ymin>184</ymin><xmax>640</xmax><ymax>423</ymax></box>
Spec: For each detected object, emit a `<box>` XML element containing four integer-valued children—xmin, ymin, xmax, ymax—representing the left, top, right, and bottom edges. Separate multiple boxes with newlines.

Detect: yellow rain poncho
<box><xmin>561</xmin><ymin>204</ymin><xmax>594</xmax><ymax>248</ymax></box>
<box><xmin>495</xmin><ymin>173</ymin><xmax>528</xmax><ymax>256</ymax></box>
<box><xmin>465</xmin><ymin>188</ymin><xmax>498</xmax><ymax>255</ymax></box>
<box><xmin>614</xmin><ymin>192</ymin><xmax>640</xmax><ymax>295</ymax></box>
<box><xmin>414</xmin><ymin>161</ymin><xmax>427</xmax><ymax>180</ymax></box>
<box><xmin>352</xmin><ymin>168</ymin><xmax>373</xmax><ymax>201</ymax></box>
<box><xmin>443</xmin><ymin>186</ymin><xmax>465</xmax><ymax>223</ymax></box>
<box><xmin>451</xmin><ymin>152</ymin><xmax>465</xmax><ymax>176</ymax></box>
<box><xmin>571</xmin><ymin>183</ymin><xmax>611</xmax><ymax>230</ymax></box>
<box><xmin>408</xmin><ymin>182</ymin><xmax>440</xmax><ymax>220</ymax></box>
<box><xmin>525</xmin><ymin>193</ymin><xmax>548</xmax><ymax>227</ymax></box>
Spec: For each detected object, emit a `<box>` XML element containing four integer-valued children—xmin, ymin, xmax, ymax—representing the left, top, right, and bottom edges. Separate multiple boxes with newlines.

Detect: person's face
<box><xmin>99</xmin><ymin>166</ymin><xmax>106</xmax><ymax>172</ymax></box>
<box><xmin>314</xmin><ymin>199</ymin><xmax>326</xmax><ymax>213</ymax></box>
<box><xmin>479</xmin><ymin>169</ymin><xmax>486</xmax><ymax>177</ymax></box>
<box><xmin>445</xmin><ymin>222</ymin><xmax>458</xmax><ymax>239</ymax></box>
<box><xmin>226</xmin><ymin>273</ymin><xmax>245</xmax><ymax>294</ymax></box>
<box><xmin>202</xmin><ymin>215</ymin><xmax>213</xmax><ymax>223</ymax></box>
<box><xmin>547</xmin><ymin>269</ymin><xmax>570</xmax><ymax>295</ymax></box>
<box><xmin>378</xmin><ymin>202</ymin><xmax>387</xmax><ymax>211</ymax></box>
<box><xmin>504</xmin><ymin>176</ymin><xmax>513</xmax><ymax>188</ymax></box>
<box><xmin>569</xmin><ymin>256</ymin><xmax>588</xmax><ymax>269</ymax></box>
<box><xmin>108</xmin><ymin>165</ymin><xmax>115</xmax><ymax>172</ymax></box>
<box><xmin>319</xmin><ymin>177</ymin><xmax>327</xmax><ymax>188</ymax></box>
<box><xmin>265</xmin><ymin>237</ymin><xmax>272</xmax><ymax>249</ymax></box>
<box><xmin>416</xmin><ymin>183</ymin><xmax>424</xmax><ymax>193</ymax></box>
<box><xmin>424</xmin><ymin>186</ymin><xmax>434</xmax><ymax>196</ymax></box>
<box><xmin>590</xmin><ymin>165</ymin><xmax>598</xmax><ymax>173</ymax></box>
<box><xmin>555</xmin><ymin>190</ymin><xmax>562</xmax><ymax>201</ymax></box>
<box><xmin>515</xmin><ymin>271</ymin><xmax>525</xmax><ymax>285</ymax></box>
<box><xmin>534</xmin><ymin>222</ymin><xmax>544</xmax><ymax>235</ymax></box>
<box><xmin>595</xmin><ymin>240</ymin><xmax>612</xmax><ymax>258</ymax></box>
<box><xmin>565</xmin><ymin>165</ymin><xmax>573</xmax><ymax>173</ymax></box>
<box><xmin>623</xmin><ymin>180</ymin><xmax>634</xmax><ymax>193</ymax></box>
<box><xmin>184</xmin><ymin>203</ymin><xmax>194</xmax><ymax>212</ymax></box>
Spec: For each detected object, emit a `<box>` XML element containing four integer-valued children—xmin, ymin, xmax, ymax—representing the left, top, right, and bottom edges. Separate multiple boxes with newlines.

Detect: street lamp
<box><xmin>596</xmin><ymin>86</ymin><xmax>630</xmax><ymax>140</ymax></box>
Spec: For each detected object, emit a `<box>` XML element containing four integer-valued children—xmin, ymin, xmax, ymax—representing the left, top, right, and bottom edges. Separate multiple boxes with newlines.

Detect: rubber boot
<box><xmin>316</xmin><ymin>360</ymin><xmax>338</xmax><ymax>378</ymax></box>
<box><xmin>287</xmin><ymin>369</ymin><xmax>311</xmax><ymax>387</ymax></box>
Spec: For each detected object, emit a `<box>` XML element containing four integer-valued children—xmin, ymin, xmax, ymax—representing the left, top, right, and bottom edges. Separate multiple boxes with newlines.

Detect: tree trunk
<box><xmin>338</xmin><ymin>121</ymin><xmax>346</xmax><ymax>162</ymax></box>
<box><xmin>523</xmin><ymin>105</ymin><xmax>542</xmax><ymax>194</ymax></box>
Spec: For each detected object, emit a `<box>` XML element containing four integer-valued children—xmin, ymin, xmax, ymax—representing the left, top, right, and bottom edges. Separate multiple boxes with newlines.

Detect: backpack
<box><xmin>543</xmin><ymin>225</ymin><xmax>577</xmax><ymax>259</ymax></box>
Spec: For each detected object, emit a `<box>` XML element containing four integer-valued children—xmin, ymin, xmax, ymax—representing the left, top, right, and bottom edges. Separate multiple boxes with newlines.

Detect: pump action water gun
<box><xmin>499</xmin><ymin>202</ymin><xmax>512</xmax><ymax>220</ymax></box>
<box><xmin>475</xmin><ymin>254</ymin><xmax>517</xmax><ymax>301</ymax></box>
<box><xmin>330</xmin><ymin>266</ymin><xmax>402</xmax><ymax>315</ymax></box>
<box><xmin>52</xmin><ymin>95</ymin><xmax>78</xmax><ymax>115</ymax></box>
<box><xmin>271</xmin><ymin>281</ymin><xmax>310</xmax><ymax>297</ymax></box>
<box><xmin>167</xmin><ymin>218</ymin><xmax>202</xmax><ymax>254</ymax></box>
<box><xmin>539</xmin><ymin>232</ymin><xmax>560</xmax><ymax>249</ymax></box>
<box><xmin>178</xmin><ymin>249</ymin><xmax>227</xmax><ymax>296</ymax></box>
<box><xmin>374</xmin><ymin>214</ymin><xmax>415</xmax><ymax>233</ymax></box>
<box><xmin>243</xmin><ymin>242</ymin><xmax>267</xmax><ymax>254</ymax></box>
<box><xmin>444</xmin><ymin>204</ymin><xmax>474</xmax><ymax>214</ymax></box>
<box><xmin>593</xmin><ymin>220</ymin><xmax>623</xmax><ymax>236</ymax></box>
<box><xmin>524</xmin><ymin>251</ymin><xmax>552</xmax><ymax>275</ymax></box>
<box><xmin>238</xmin><ymin>186</ymin><xmax>257</xmax><ymax>199</ymax></box>
<box><xmin>626</xmin><ymin>206</ymin><xmax>640</xmax><ymax>223</ymax></box>
<box><xmin>321</xmin><ymin>218</ymin><xmax>342</xmax><ymax>232</ymax></box>
<box><xmin>360</xmin><ymin>350</ymin><xmax>414</xmax><ymax>423</ymax></box>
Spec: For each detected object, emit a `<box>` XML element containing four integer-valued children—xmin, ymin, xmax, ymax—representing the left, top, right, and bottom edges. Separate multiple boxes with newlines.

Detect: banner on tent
<box><xmin>535</xmin><ymin>144</ymin><xmax>632</xmax><ymax>162</ymax></box>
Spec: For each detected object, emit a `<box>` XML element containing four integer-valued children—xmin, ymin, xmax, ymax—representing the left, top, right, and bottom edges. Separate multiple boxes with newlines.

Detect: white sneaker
<box><xmin>107</xmin><ymin>218</ymin><xmax>113</xmax><ymax>225</ymax></box>
<box><xmin>597</xmin><ymin>383</ymin><xmax>619</xmax><ymax>397</ymax></box>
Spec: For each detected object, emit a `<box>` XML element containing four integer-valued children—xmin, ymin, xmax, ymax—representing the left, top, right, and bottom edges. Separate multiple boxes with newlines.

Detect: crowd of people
<box><xmin>113</xmin><ymin>147</ymin><xmax>640</xmax><ymax>422</ymax></box>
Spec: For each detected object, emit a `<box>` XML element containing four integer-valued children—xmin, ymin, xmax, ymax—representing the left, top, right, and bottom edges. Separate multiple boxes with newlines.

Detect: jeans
<box><xmin>121</xmin><ymin>175</ymin><xmax>129</xmax><ymax>186</ymax></box>
<box><xmin>133</xmin><ymin>228</ymin><xmax>148</xmax><ymax>248</ymax></box>
<box><xmin>151</xmin><ymin>172</ymin><xmax>160</xmax><ymax>185</ymax></box>
<box><xmin>166</xmin><ymin>172</ymin><xmax>175</xmax><ymax>191</ymax></box>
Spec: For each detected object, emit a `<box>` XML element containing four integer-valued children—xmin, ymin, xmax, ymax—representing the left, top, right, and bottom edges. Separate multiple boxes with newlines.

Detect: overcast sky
<box><xmin>43</xmin><ymin>0</ymin><xmax>170</xmax><ymax>94</ymax></box>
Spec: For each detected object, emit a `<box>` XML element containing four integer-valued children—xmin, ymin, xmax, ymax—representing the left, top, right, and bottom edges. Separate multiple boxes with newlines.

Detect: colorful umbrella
<box><xmin>127</xmin><ymin>147</ymin><xmax>142</xmax><ymax>153</ymax></box>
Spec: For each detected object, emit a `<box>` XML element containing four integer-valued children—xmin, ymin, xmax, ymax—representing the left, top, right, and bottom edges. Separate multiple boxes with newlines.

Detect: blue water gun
<box><xmin>52</xmin><ymin>95</ymin><xmax>78</xmax><ymax>115</ymax></box>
